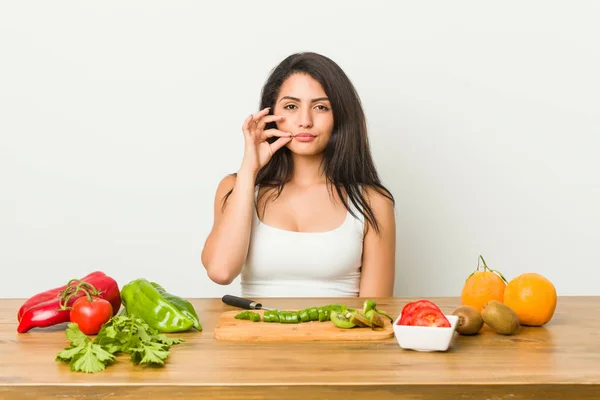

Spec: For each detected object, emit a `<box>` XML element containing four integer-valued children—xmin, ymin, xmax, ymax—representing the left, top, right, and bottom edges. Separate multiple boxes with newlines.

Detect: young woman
<box><xmin>202</xmin><ymin>52</ymin><xmax>396</xmax><ymax>297</ymax></box>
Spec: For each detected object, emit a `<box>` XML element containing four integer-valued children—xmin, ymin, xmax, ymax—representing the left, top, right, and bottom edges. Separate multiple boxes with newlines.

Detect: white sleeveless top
<box><xmin>240</xmin><ymin>187</ymin><xmax>365</xmax><ymax>298</ymax></box>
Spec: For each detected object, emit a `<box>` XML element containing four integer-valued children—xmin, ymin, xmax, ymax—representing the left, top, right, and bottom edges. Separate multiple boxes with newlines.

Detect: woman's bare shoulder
<box><xmin>216</xmin><ymin>173</ymin><xmax>237</xmax><ymax>190</ymax></box>
<box><xmin>213</xmin><ymin>173</ymin><xmax>238</xmax><ymax>203</ymax></box>
<box><xmin>362</xmin><ymin>185</ymin><xmax>395</xmax><ymax>209</ymax></box>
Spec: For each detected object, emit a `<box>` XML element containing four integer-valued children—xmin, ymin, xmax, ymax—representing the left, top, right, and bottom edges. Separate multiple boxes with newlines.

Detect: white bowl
<box><xmin>392</xmin><ymin>314</ymin><xmax>459</xmax><ymax>352</ymax></box>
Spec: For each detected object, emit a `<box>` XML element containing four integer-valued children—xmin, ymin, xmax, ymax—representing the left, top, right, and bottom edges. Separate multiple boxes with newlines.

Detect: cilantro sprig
<box><xmin>56</xmin><ymin>314</ymin><xmax>184</xmax><ymax>373</ymax></box>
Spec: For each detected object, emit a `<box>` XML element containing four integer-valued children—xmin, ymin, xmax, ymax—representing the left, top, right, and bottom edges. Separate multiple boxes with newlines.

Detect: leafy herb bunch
<box><xmin>56</xmin><ymin>314</ymin><xmax>184</xmax><ymax>373</ymax></box>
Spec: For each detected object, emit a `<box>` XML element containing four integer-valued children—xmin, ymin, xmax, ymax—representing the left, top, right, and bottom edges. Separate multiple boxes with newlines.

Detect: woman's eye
<box><xmin>315</xmin><ymin>105</ymin><xmax>330</xmax><ymax>111</ymax></box>
<box><xmin>284</xmin><ymin>104</ymin><xmax>297</xmax><ymax>110</ymax></box>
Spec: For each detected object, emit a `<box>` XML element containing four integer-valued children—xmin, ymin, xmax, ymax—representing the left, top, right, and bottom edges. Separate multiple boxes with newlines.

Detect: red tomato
<box><xmin>399</xmin><ymin>300</ymin><xmax>443</xmax><ymax>325</ymax></box>
<box><xmin>410</xmin><ymin>306</ymin><xmax>451</xmax><ymax>327</ymax></box>
<box><xmin>69</xmin><ymin>296</ymin><xmax>113</xmax><ymax>335</ymax></box>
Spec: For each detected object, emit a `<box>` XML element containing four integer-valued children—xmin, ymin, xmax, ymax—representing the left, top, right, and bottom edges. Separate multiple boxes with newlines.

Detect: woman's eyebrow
<box><xmin>278</xmin><ymin>96</ymin><xmax>330</xmax><ymax>103</ymax></box>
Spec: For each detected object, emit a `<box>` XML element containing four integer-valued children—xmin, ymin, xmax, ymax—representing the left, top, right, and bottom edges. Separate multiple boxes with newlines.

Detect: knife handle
<box><xmin>222</xmin><ymin>295</ymin><xmax>263</xmax><ymax>310</ymax></box>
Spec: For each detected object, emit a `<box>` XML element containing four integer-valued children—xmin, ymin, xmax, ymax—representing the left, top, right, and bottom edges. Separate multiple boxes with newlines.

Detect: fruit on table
<box><xmin>17</xmin><ymin>272</ymin><xmax>121</xmax><ymax>333</ymax></box>
<box><xmin>120</xmin><ymin>278</ymin><xmax>202</xmax><ymax>333</ymax></box>
<box><xmin>398</xmin><ymin>299</ymin><xmax>451</xmax><ymax>327</ymax></box>
<box><xmin>363</xmin><ymin>299</ymin><xmax>393</xmax><ymax>322</ymax></box>
<box><xmin>399</xmin><ymin>299</ymin><xmax>444</xmax><ymax>325</ymax></box>
<box><xmin>452</xmin><ymin>305</ymin><xmax>484</xmax><ymax>335</ymax></box>
<box><xmin>364</xmin><ymin>309</ymin><xmax>385</xmax><ymax>328</ymax></box>
<box><xmin>461</xmin><ymin>255</ymin><xmax>508</xmax><ymax>312</ymax></box>
<box><xmin>503</xmin><ymin>272</ymin><xmax>557</xmax><ymax>326</ymax></box>
<box><xmin>69</xmin><ymin>294</ymin><xmax>113</xmax><ymax>335</ymax></box>
<box><xmin>330</xmin><ymin>310</ymin><xmax>357</xmax><ymax>329</ymax></box>
<box><xmin>481</xmin><ymin>300</ymin><xmax>520</xmax><ymax>335</ymax></box>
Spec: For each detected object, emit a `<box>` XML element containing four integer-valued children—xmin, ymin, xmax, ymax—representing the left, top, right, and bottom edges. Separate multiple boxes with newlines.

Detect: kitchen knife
<box><xmin>222</xmin><ymin>295</ymin><xmax>274</xmax><ymax>310</ymax></box>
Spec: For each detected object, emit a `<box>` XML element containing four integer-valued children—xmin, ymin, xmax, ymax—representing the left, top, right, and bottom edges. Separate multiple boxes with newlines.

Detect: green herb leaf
<box><xmin>91</xmin><ymin>343</ymin><xmax>116</xmax><ymax>363</ymax></box>
<box><xmin>56</xmin><ymin>314</ymin><xmax>184</xmax><ymax>373</ymax></box>
<box><xmin>70</xmin><ymin>342</ymin><xmax>108</xmax><ymax>373</ymax></box>
<box><xmin>130</xmin><ymin>341</ymin><xmax>170</xmax><ymax>365</ymax></box>
<box><xmin>55</xmin><ymin>343</ymin><xmax>86</xmax><ymax>362</ymax></box>
<box><xmin>155</xmin><ymin>334</ymin><xmax>184</xmax><ymax>345</ymax></box>
<box><xmin>65</xmin><ymin>323</ymin><xmax>90</xmax><ymax>346</ymax></box>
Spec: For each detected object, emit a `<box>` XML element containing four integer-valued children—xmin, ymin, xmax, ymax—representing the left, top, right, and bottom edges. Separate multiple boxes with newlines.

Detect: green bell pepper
<box><xmin>120</xmin><ymin>278</ymin><xmax>202</xmax><ymax>333</ymax></box>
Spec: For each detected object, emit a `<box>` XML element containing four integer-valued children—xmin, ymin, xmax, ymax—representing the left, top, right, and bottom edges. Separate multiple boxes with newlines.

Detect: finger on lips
<box><xmin>263</xmin><ymin>129</ymin><xmax>293</xmax><ymax>138</ymax></box>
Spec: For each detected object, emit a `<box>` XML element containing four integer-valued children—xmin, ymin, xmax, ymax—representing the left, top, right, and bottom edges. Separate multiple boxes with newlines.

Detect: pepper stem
<box><xmin>58</xmin><ymin>279</ymin><xmax>101</xmax><ymax>310</ymax></box>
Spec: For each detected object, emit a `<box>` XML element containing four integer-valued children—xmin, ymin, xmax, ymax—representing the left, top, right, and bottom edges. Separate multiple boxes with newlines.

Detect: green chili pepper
<box><xmin>277</xmin><ymin>311</ymin><xmax>300</xmax><ymax>324</ymax></box>
<box><xmin>363</xmin><ymin>299</ymin><xmax>393</xmax><ymax>323</ymax></box>
<box><xmin>363</xmin><ymin>300</ymin><xmax>376</xmax><ymax>314</ymax></box>
<box><xmin>234</xmin><ymin>310</ymin><xmax>261</xmax><ymax>322</ymax></box>
<box><xmin>288</xmin><ymin>312</ymin><xmax>299</xmax><ymax>323</ymax></box>
<box><xmin>263</xmin><ymin>311</ymin><xmax>273</xmax><ymax>322</ymax></box>
<box><xmin>299</xmin><ymin>309</ymin><xmax>310</xmax><ymax>322</ymax></box>
<box><xmin>235</xmin><ymin>311</ymin><xmax>249</xmax><ymax>319</ymax></box>
<box><xmin>121</xmin><ymin>278</ymin><xmax>202</xmax><ymax>333</ymax></box>
<box><xmin>318</xmin><ymin>308</ymin><xmax>326</xmax><ymax>321</ymax></box>
<box><xmin>326</xmin><ymin>304</ymin><xmax>347</xmax><ymax>313</ymax></box>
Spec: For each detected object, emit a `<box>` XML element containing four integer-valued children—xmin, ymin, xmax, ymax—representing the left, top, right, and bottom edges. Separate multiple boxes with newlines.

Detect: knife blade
<box><xmin>222</xmin><ymin>295</ymin><xmax>275</xmax><ymax>311</ymax></box>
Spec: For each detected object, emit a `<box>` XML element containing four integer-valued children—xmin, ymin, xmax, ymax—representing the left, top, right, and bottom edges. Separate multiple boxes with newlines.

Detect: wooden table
<box><xmin>1</xmin><ymin>296</ymin><xmax>599</xmax><ymax>399</ymax></box>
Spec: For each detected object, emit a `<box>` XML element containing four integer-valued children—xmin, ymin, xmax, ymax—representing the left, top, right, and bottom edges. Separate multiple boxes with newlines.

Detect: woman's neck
<box><xmin>289</xmin><ymin>153</ymin><xmax>326</xmax><ymax>187</ymax></box>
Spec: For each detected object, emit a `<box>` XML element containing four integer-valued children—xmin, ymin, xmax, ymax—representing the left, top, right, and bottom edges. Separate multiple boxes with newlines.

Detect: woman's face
<box><xmin>274</xmin><ymin>73</ymin><xmax>334</xmax><ymax>156</ymax></box>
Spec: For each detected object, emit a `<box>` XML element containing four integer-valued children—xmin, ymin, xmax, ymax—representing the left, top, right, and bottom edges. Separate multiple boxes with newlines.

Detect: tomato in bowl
<box><xmin>393</xmin><ymin>299</ymin><xmax>458</xmax><ymax>352</ymax></box>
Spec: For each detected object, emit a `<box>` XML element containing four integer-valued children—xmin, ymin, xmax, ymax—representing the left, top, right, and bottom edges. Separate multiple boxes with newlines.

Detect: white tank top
<box><xmin>240</xmin><ymin>187</ymin><xmax>365</xmax><ymax>298</ymax></box>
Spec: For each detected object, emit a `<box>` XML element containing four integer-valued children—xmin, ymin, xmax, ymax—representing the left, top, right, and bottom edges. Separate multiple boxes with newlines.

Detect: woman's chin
<box><xmin>287</xmin><ymin>144</ymin><xmax>325</xmax><ymax>156</ymax></box>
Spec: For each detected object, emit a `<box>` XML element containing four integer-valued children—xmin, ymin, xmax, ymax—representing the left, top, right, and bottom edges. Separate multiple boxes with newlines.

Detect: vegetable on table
<box><xmin>69</xmin><ymin>287</ymin><xmax>114</xmax><ymax>335</ymax></box>
<box><xmin>17</xmin><ymin>271</ymin><xmax>121</xmax><ymax>333</ymax></box>
<box><xmin>234</xmin><ymin>311</ymin><xmax>261</xmax><ymax>322</ymax></box>
<box><xmin>398</xmin><ymin>299</ymin><xmax>451</xmax><ymax>328</ymax></box>
<box><xmin>120</xmin><ymin>278</ymin><xmax>202</xmax><ymax>333</ymax></box>
<box><xmin>56</xmin><ymin>314</ymin><xmax>184</xmax><ymax>373</ymax></box>
<box><xmin>232</xmin><ymin>301</ymin><xmax>392</xmax><ymax>330</ymax></box>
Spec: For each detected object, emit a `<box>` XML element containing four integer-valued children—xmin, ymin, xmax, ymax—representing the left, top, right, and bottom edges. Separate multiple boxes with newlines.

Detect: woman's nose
<box><xmin>298</xmin><ymin>110</ymin><xmax>313</xmax><ymax>128</ymax></box>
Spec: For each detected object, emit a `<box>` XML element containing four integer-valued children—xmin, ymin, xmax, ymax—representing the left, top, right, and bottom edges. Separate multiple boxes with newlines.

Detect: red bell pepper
<box><xmin>17</xmin><ymin>271</ymin><xmax>121</xmax><ymax>333</ymax></box>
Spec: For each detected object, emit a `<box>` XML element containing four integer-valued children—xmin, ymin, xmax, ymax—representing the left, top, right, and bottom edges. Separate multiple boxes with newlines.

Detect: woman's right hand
<box><xmin>239</xmin><ymin>107</ymin><xmax>292</xmax><ymax>174</ymax></box>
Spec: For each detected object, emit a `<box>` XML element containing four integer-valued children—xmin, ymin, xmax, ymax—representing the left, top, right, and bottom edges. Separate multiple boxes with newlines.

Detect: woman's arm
<box><xmin>201</xmin><ymin>109</ymin><xmax>291</xmax><ymax>285</ymax></box>
<box><xmin>358</xmin><ymin>187</ymin><xmax>396</xmax><ymax>297</ymax></box>
<box><xmin>201</xmin><ymin>170</ymin><xmax>257</xmax><ymax>285</ymax></box>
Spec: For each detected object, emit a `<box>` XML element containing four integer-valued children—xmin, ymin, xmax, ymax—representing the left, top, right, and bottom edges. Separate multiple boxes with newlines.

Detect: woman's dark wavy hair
<box><xmin>224</xmin><ymin>52</ymin><xmax>394</xmax><ymax>234</ymax></box>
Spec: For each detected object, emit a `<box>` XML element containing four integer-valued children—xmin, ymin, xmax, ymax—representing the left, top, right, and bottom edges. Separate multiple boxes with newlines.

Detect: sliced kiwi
<box><xmin>452</xmin><ymin>305</ymin><xmax>484</xmax><ymax>335</ymax></box>
<box><xmin>364</xmin><ymin>309</ymin><xmax>385</xmax><ymax>328</ymax></box>
<box><xmin>330</xmin><ymin>310</ymin><xmax>357</xmax><ymax>329</ymax></box>
<box><xmin>349</xmin><ymin>311</ymin><xmax>373</xmax><ymax>328</ymax></box>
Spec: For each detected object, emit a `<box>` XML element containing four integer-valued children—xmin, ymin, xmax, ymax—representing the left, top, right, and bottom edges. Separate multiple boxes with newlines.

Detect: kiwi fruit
<box><xmin>330</xmin><ymin>310</ymin><xmax>357</xmax><ymax>329</ymax></box>
<box><xmin>364</xmin><ymin>309</ymin><xmax>385</xmax><ymax>328</ymax></box>
<box><xmin>452</xmin><ymin>305</ymin><xmax>484</xmax><ymax>335</ymax></box>
<box><xmin>349</xmin><ymin>311</ymin><xmax>372</xmax><ymax>328</ymax></box>
<box><xmin>481</xmin><ymin>300</ymin><xmax>520</xmax><ymax>335</ymax></box>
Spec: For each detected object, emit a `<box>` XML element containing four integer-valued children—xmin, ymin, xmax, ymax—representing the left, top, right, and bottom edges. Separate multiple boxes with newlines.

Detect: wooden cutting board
<box><xmin>214</xmin><ymin>310</ymin><xmax>395</xmax><ymax>342</ymax></box>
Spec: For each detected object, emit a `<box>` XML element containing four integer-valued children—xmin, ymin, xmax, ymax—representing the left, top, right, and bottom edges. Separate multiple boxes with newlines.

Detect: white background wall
<box><xmin>1</xmin><ymin>1</ymin><xmax>599</xmax><ymax>299</ymax></box>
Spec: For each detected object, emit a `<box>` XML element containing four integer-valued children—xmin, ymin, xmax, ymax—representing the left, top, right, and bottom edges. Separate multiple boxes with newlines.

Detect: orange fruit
<box><xmin>461</xmin><ymin>255</ymin><xmax>507</xmax><ymax>312</ymax></box>
<box><xmin>504</xmin><ymin>273</ymin><xmax>557</xmax><ymax>326</ymax></box>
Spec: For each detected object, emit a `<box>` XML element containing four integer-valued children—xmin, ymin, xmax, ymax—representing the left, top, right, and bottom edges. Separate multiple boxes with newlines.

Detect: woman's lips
<box><xmin>293</xmin><ymin>133</ymin><xmax>315</xmax><ymax>142</ymax></box>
